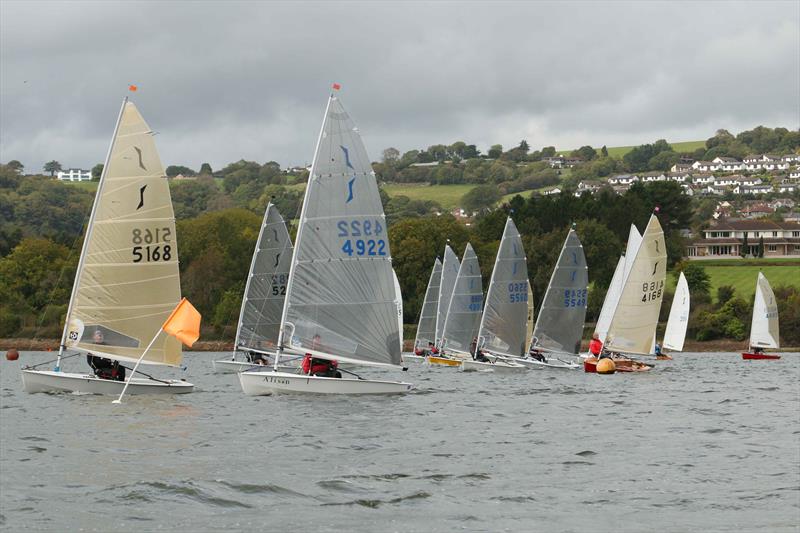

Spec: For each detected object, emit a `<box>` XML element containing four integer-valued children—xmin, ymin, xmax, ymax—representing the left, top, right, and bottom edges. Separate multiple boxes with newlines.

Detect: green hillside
<box><xmin>559</xmin><ymin>140</ymin><xmax>706</xmax><ymax>158</ymax></box>
<box><xmin>381</xmin><ymin>183</ymin><xmax>475</xmax><ymax>210</ymax></box>
<box><xmin>668</xmin><ymin>260</ymin><xmax>800</xmax><ymax>302</ymax></box>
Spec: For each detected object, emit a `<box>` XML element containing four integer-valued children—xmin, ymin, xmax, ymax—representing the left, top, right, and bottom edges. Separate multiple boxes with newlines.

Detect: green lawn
<box><xmin>668</xmin><ymin>261</ymin><xmax>800</xmax><ymax>302</ymax></box>
<box><xmin>381</xmin><ymin>183</ymin><xmax>477</xmax><ymax>210</ymax></box>
<box><xmin>558</xmin><ymin>140</ymin><xmax>705</xmax><ymax>158</ymax></box>
<box><xmin>63</xmin><ymin>181</ymin><xmax>98</xmax><ymax>192</ymax></box>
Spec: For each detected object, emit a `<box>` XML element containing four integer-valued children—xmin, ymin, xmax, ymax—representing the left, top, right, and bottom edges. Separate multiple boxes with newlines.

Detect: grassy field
<box><xmin>381</xmin><ymin>183</ymin><xmax>476</xmax><ymax>210</ymax></box>
<box><xmin>558</xmin><ymin>140</ymin><xmax>706</xmax><ymax>158</ymax></box>
<box><xmin>668</xmin><ymin>260</ymin><xmax>800</xmax><ymax>302</ymax></box>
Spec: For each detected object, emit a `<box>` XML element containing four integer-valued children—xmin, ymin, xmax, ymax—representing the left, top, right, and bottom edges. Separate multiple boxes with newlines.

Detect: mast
<box><xmin>275</xmin><ymin>94</ymin><xmax>333</xmax><ymax>369</ymax></box>
<box><xmin>56</xmin><ymin>97</ymin><xmax>127</xmax><ymax>371</ymax></box>
<box><xmin>233</xmin><ymin>202</ymin><xmax>273</xmax><ymax>359</ymax></box>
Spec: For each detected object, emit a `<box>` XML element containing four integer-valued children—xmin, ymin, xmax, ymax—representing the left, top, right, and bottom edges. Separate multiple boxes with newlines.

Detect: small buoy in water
<box><xmin>6</xmin><ymin>348</ymin><xmax>20</xmax><ymax>361</ymax></box>
<box><xmin>597</xmin><ymin>358</ymin><xmax>616</xmax><ymax>374</ymax></box>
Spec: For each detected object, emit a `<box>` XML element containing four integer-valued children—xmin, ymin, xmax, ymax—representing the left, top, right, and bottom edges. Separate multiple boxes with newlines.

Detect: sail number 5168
<box><xmin>131</xmin><ymin>227</ymin><xmax>173</xmax><ymax>263</ymax></box>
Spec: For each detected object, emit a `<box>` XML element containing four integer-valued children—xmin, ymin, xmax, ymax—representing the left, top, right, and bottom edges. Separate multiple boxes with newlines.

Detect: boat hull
<box><xmin>402</xmin><ymin>354</ymin><xmax>425</xmax><ymax>363</ymax></box>
<box><xmin>213</xmin><ymin>359</ymin><xmax>261</xmax><ymax>373</ymax></box>
<box><xmin>520</xmin><ymin>358</ymin><xmax>580</xmax><ymax>370</ymax></box>
<box><xmin>584</xmin><ymin>357</ymin><xmax>652</xmax><ymax>373</ymax></box>
<box><xmin>426</xmin><ymin>355</ymin><xmax>464</xmax><ymax>367</ymax></box>
<box><xmin>742</xmin><ymin>352</ymin><xmax>781</xmax><ymax>360</ymax></box>
<box><xmin>238</xmin><ymin>370</ymin><xmax>413</xmax><ymax>395</ymax></box>
<box><xmin>21</xmin><ymin>370</ymin><xmax>193</xmax><ymax>395</ymax></box>
<box><xmin>460</xmin><ymin>360</ymin><xmax>527</xmax><ymax>373</ymax></box>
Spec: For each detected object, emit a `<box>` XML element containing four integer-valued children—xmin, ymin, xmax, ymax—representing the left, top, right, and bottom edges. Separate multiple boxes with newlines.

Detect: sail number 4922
<box><xmin>337</xmin><ymin>219</ymin><xmax>387</xmax><ymax>257</ymax></box>
<box><xmin>641</xmin><ymin>281</ymin><xmax>664</xmax><ymax>302</ymax></box>
<box><xmin>131</xmin><ymin>227</ymin><xmax>173</xmax><ymax>263</ymax></box>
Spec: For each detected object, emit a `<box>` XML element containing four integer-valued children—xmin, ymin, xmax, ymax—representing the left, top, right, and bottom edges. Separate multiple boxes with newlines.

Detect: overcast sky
<box><xmin>1</xmin><ymin>1</ymin><xmax>798</xmax><ymax>173</ymax></box>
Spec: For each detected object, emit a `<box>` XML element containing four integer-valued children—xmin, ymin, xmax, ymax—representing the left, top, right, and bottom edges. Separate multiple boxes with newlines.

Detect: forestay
<box><xmin>441</xmin><ymin>244</ymin><xmax>483</xmax><ymax>354</ymax></box>
<box><xmin>749</xmin><ymin>272</ymin><xmax>780</xmax><ymax>349</ymax></box>
<box><xmin>279</xmin><ymin>95</ymin><xmax>401</xmax><ymax>367</ymax></box>
<box><xmin>477</xmin><ymin>218</ymin><xmax>529</xmax><ymax>357</ymax></box>
<box><xmin>606</xmin><ymin>214</ymin><xmax>667</xmax><ymax>355</ymax></box>
<box><xmin>662</xmin><ymin>271</ymin><xmax>689</xmax><ymax>351</ymax></box>
<box><xmin>414</xmin><ymin>258</ymin><xmax>442</xmax><ymax>349</ymax></box>
<box><xmin>436</xmin><ymin>245</ymin><xmax>460</xmax><ymax>347</ymax></box>
<box><xmin>235</xmin><ymin>203</ymin><xmax>293</xmax><ymax>353</ymax></box>
<box><xmin>531</xmin><ymin>227</ymin><xmax>588</xmax><ymax>355</ymax></box>
<box><xmin>63</xmin><ymin>100</ymin><xmax>182</xmax><ymax>366</ymax></box>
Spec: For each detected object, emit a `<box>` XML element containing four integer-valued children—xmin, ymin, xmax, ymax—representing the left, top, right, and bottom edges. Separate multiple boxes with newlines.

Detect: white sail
<box><xmin>477</xmin><ymin>217</ymin><xmax>529</xmax><ymax>357</ymax></box>
<box><xmin>662</xmin><ymin>271</ymin><xmax>689</xmax><ymax>351</ymax></box>
<box><xmin>414</xmin><ymin>258</ymin><xmax>442</xmax><ymax>349</ymax></box>
<box><xmin>749</xmin><ymin>272</ymin><xmax>780</xmax><ymax>349</ymax></box>
<box><xmin>594</xmin><ymin>255</ymin><xmax>625</xmax><ymax>343</ymax></box>
<box><xmin>235</xmin><ymin>203</ymin><xmax>293</xmax><ymax>353</ymax></box>
<box><xmin>623</xmin><ymin>224</ymin><xmax>642</xmax><ymax>281</ymax></box>
<box><xmin>435</xmin><ymin>245</ymin><xmax>460</xmax><ymax>347</ymax></box>
<box><xmin>63</xmin><ymin>99</ymin><xmax>182</xmax><ymax>366</ymax></box>
<box><xmin>441</xmin><ymin>243</ymin><xmax>483</xmax><ymax>354</ymax></box>
<box><xmin>393</xmin><ymin>269</ymin><xmax>404</xmax><ymax>354</ymax></box>
<box><xmin>606</xmin><ymin>214</ymin><xmax>667</xmax><ymax>355</ymax></box>
<box><xmin>525</xmin><ymin>281</ymin><xmax>534</xmax><ymax>351</ymax></box>
<box><xmin>531</xmin><ymin>227</ymin><xmax>588</xmax><ymax>355</ymax></box>
<box><xmin>277</xmin><ymin>95</ymin><xmax>401</xmax><ymax>368</ymax></box>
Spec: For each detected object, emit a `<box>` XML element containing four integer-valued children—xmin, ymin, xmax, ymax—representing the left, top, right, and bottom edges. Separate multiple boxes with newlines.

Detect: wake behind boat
<box><xmin>238</xmin><ymin>89</ymin><xmax>412</xmax><ymax>395</ymax></box>
<box><xmin>21</xmin><ymin>98</ymin><xmax>193</xmax><ymax>395</ymax></box>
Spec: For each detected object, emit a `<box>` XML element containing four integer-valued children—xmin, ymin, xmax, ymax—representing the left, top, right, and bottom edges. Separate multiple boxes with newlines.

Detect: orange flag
<box><xmin>162</xmin><ymin>298</ymin><xmax>201</xmax><ymax>347</ymax></box>
<box><xmin>129</xmin><ymin>84</ymin><xmax>138</xmax><ymax>92</ymax></box>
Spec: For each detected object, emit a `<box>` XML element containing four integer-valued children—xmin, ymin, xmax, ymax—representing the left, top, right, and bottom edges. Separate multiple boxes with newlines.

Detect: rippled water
<box><xmin>1</xmin><ymin>352</ymin><xmax>798</xmax><ymax>532</ymax></box>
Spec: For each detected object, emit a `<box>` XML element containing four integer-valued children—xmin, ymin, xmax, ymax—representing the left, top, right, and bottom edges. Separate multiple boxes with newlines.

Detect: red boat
<box><xmin>584</xmin><ymin>356</ymin><xmax>652</xmax><ymax>373</ymax></box>
<box><xmin>742</xmin><ymin>352</ymin><xmax>781</xmax><ymax>360</ymax></box>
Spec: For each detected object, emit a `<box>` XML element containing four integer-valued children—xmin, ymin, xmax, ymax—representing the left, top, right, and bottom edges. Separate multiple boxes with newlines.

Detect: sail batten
<box><xmin>478</xmin><ymin>218</ymin><xmax>529</xmax><ymax>357</ymax></box>
<box><xmin>531</xmin><ymin>228</ymin><xmax>588</xmax><ymax>355</ymax></box>
<box><xmin>278</xmin><ymin>95</ymin><xmax>401</xmax><ymax>367</ymax></box>
<box><xmin>63</xmin><ymin>100</ymin><xmax>182</xmax><ymax>367</ymax></box>
<box><xmin>606</xmin><ymin>215</ymin><xmax>667</xmax><ymax>355</ymax></box>
<box><xmin>441</xmin><ymin>243</ymin><xmax>483</xmax><ymax>354</ymax></box>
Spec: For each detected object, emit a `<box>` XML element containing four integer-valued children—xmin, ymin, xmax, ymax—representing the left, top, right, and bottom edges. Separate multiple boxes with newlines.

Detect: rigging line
<box><xmin>22</xmin><ymin>351</ymin><xmax>80</xmax><ymax>370</ymax></box>
<box><xmin>119</xmin><ymin>364</ymin><xmax>171</xmax><ymax>384</ymax></box>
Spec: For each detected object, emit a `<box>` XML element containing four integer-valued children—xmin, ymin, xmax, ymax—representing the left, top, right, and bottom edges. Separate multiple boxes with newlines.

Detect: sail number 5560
<box><xmin>337</xmin><ymin>219</ymin><xmax>387</xmax><ymax>257</ymax></box>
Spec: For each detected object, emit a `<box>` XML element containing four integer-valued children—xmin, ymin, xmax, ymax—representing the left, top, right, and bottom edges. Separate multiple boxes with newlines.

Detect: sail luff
<box><xmin>476</xmin><ymin>218</ymin><xmax>509</xmax><ymax>348</ymax></box>
<box><xmin>435</xmin><ymin>245</ymin><xmax>459</xmax><ymax>348</ymax></box>
<box><xmin>662</xmin><ymin>271</ymin><xmax>689</xmax><ymax>351</ymax></box>
<box><xmin>414</xmin><ymin>258</ymin><xmax>442</xmax><ymax>349</ymax></box>
<box><xmin>234</xmin><ymin>202</ymin><xmax>273</xmax><ymax>354</ymax></box>
<box><xmin>441</xmin><ymin>243</ymin><xmax>483</xmax><ymax>354</ymax></box>
<box><xmin>749</xmin><ymin>272</ymin><xmax>780</xmax><ymax>349</ymax></box>
<box><xmin>594</xmin><ymin>255</ymin><xmax>625</xmax><ymax>343</ymax></box>
<box><xmin>59</xmin><ymin>97</ymin><xmax>128</xmax><ymax>351</ymax></box>
<box><xmin>275</xmin><ymin>96</ymin><xmax>333</xmax><ymax>362</ymax></box>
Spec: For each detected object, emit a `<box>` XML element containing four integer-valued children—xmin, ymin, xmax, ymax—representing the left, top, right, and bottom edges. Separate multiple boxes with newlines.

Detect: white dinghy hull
<box><xmin>518</xmin><ymin>358</ymin><xmax>580</xmax><ymax>370</ymax></box>
<box><xmin>460</xmin><ymin>359</ymin><xmax>527</xmax><ymax>373</ymax></box>
<box><xmin>238</xmin><ymin>370</ymin><xmax>413</xmax><ymax>396</ymax></box>
<box><xmin>21</xmin><ymin>370</ymin><xmax>193</xmax><ymax>395</ymax></box>
<box><xmin>213</xmin><ymin>360</ymin><xmax>260</xmax><ymax>373</ymax></box>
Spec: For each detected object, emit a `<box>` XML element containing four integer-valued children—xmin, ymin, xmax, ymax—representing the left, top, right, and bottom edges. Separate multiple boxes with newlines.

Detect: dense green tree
<box><xmin>488</xmin><ymin>144</ymin><xmax>503</xmax><ymax>159</ymax></box>
<box><xmin>572</xmin><ymin>145</ymin><xmax>597</xmax><ymax>161</ymax></box>
<box><xmin>600</xmin><ymin>146</ymin><xmax>608</xmax><ymax>157</ymax></box>
<box><xmin>91</xmin><ymin>163</ymin><xmax>104</xmax><ymax>180</ymax></box>
<box><xmin>461</xmin><ymin>184</ymin><xmax>501</xmax><ymax>212</ymax></box>
<box><xmin>166</xmin><ymin>165</ymin><xmax>196</xmax><ymax>177</ymax></box>
<box><xmin>7</xmin><ymin>160</ymin><xmax>23</xmax><ymax>173</ymax></box>
<box><xmin>199</xmin><ymin>163</ymin><xmax>213</xmax><ymax>175</ymax></box>
<box><xmin>674</xmin><ymin>261</ymin><xmax>711</xmax><ymax>298</ymax></box>
<box><xmin>382</xmin><ymin>147</ymin><xmax>400</xmax><ymax>163</ymax></box>
<box><xmin>43</xmin><ymin>160</ymin><xmax>62</xmax><ymax>176</ymax></box>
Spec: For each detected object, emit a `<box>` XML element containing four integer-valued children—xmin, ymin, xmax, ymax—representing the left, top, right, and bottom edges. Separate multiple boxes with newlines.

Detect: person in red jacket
<box><xmin>302</xmin><ymin>334</ymin><xmax>341</xmax><ymax>377</ymax></box>
<box><xmin>589</xmin><ymin>332</ymin><xmax>604</xmax><ymax>358</ymax></box>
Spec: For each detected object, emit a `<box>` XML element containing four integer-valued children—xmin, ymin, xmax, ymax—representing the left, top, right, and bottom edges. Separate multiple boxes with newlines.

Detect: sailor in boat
<box><xmin>246</xmin><ymin>351</ymin><xmax>269</xmax><ymax>365</ymax></box>
<box><xmin>527</xmin><ymin>336</ymin><xmax>547</xmax><ymax>363</ymax></box>
<box><xmin>470</xmin><ymin>338</ymin><xmax>491</xmax><ymax>363</ymax></box>
<box><xmin>589</xmin><ymin>332</ymin><xmax>605</xmax><ymax>359</ymax></box>
<box><xmin>654</xmin><ymin>342</ymin><xmax>662</xmax><ymax>357</ymax></box>
<box><xmin>414</xmin><ymin>341</ymin><xmax>439</xmax><ymax>357</ymax></box>
<box><xmin>86</xmin><ymin>330</ymin><xmax>125</xmax><ymax>382</ymax></box>
<box><xmin>752</xmin><ymin>346</ymin><xmax>764</xmax><ymax>355</ymax></box>
<box><xmin>300</xmin><ymin>334</ymin><xmax>342</xmax><ymax>378</ymax></box>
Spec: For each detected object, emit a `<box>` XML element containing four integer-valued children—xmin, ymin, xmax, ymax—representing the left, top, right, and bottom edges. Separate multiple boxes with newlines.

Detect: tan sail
<box><xmin>64</xmin><ymin>100</ymin><xmax>182</xmax><ymax>366</ymax></box>
<box><xmin>749</xmin><ymin>272</ymin><xmax>779</xmax><ymax>349</ymax></box>
<box><xmin>606</xmin><ymin>214</ymin><xmax>667</xmax><ymax>355</ymax></box>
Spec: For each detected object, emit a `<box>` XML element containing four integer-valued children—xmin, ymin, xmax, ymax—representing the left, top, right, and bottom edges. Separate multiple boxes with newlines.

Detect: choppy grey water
<box><xmin>1</xmin><ymin>352</ymin><xmax>799</xmax><ymax>532</ymax></box>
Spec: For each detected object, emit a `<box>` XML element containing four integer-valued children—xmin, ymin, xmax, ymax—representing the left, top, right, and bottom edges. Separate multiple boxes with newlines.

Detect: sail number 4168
<box><xmin>641</xmin><ymin>280</ymin><xmax>664</xmax><ymax>302</ymax></box>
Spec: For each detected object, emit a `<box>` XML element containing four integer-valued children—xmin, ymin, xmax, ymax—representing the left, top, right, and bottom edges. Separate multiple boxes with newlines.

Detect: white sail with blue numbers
<box><xmin>235</xmin><ymin>203</ymin><xmax>293</xmax><ymax>353</ymax></box>
<box><xmin>275</xmin><ymin>94</ymin><xmax>402</xmax><ymax>368</ymax></box>
<box><xmin>477</xmin><ymin>218</ymin><xmax>529</xmax><ymax>357</ymax></box>
<box><xmin>441</xmin><ymin>243</ymin><xmax>483</xmax><ymax>354</ymax></box>
<box><xmin>531</xmin><ymin>227</ymin><xmax>588</xmax><ymax>355</ymax></box>
<box><xmin>436</xmin><ymin>245</ymin><xmax>460</xmax><ymax>348</ymax></box>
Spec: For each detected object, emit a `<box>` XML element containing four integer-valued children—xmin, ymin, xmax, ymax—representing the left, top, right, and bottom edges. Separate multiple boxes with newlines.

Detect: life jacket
<box><xmin>414</xmin><ymin>348</ymin><xmax>424</xmax><ymax>356</ymax></box>
<box><xmin>302</xmin><ymin>355</ymin><xmax>338</xmax><ymax>375</ymax></box>
<box><xmin>589</xmin><ymin>339</ymin><xmax>603</xmax><ymax>356</ymax></box>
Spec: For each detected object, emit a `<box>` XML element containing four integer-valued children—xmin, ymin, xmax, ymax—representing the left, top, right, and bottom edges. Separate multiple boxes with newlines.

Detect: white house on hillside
<box><xmin>56</xmin><ymin>169</ymin><xmax>91</xmax><ymax>181</ymax></box>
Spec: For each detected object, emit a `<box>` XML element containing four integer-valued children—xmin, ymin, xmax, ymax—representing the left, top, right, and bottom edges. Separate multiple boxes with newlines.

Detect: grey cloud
<box><xmin>1</xmin><ymin>1</ymin><xmax>797</xmax><ymax>173</ymax></box>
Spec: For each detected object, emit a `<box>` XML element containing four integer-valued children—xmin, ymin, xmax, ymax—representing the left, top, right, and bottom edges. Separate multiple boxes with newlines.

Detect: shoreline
<box><xmin>1</xmin><ymin>338</ymin><xmax>797</xmax><ymax>353</ymax></box>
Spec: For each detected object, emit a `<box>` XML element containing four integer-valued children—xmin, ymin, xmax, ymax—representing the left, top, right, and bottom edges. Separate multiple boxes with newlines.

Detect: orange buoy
<box><xmin>6</xmin><ymin>348</ymin><xmax>20</xmax><ymax>361</ymax></box>
<box><xmin>596</xmin><ymin>358</ymin><xmax>616</xmax><ymax>374</ymax></box>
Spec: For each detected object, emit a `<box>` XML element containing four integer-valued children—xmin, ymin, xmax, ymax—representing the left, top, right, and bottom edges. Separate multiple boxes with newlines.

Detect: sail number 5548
<box><xmin>337</xmin><ymin>219</ymin><xmax>387</xmax><ymax>257</ymax></box>
<box><xmin>641</xmin><ymin>280</ymin><xmax>664</xmax><ymax>302</ymax></box>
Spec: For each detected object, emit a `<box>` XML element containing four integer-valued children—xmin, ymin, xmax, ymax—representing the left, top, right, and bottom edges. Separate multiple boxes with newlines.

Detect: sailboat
<box><xmin>21</xmin><ymin>98</ymin><xmax>193</xmax><ymax>395</ymax></box>
<box><xmin>585</xmin><ymin>214</ymin><xmax>667</xmax><ymax>373</ymax></box>
<box><xmin>406</xmin><ymin>258</ymin><xmax>442</xmax><ymax>362</ymax></box>
<box><xmin>238</xmin><ymin>90</ymin><xmax>412</xmax><ymax>395</ymax></box>
<box><xmin>429</xmin><ymin>244</ymin><xmax>483</xmax><ymax>366</ymax></box>
<box><xmin>426</xmin><ymin>245</ymin><xmax>462</xmax><ymax>367</ymax></box>
<box><xmin>213</xmin><ymin>203</ymin><xmax>293</xmax><ymax>373</ymax></box>
<box><xmin>658</xmin><ymin>271</ymin><xmax>689</xmax><ymax>359</ymax></box>
<box><xmin>462</xmin><ymin>218</ymin><xmax>527</xmax><ymax>373</ymax></box>
<box><xmin>742</xmin><ymin>272</ymin><xmax>781</xmax><ymax>360</ymax></box>
<box><xmin>393</xmin><ymin>269</ymin><xmax>404</xmax><ymax>357</ymax></box>
<box><xmin>523</xmin><ymin>225</ymin><xmax>588</xmax><ymax>369</ymax></box>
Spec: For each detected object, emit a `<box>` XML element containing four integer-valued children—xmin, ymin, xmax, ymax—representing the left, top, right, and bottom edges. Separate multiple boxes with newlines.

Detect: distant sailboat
<box><xmin>463</xmin><ymin>217</ymin><xmax>527</xmax><ymax>373</ymax></box>
<box><xmin>742</xmin><ymin>273</ymin><xmax>781</xmax><ymax>360</ymax></box>
<box><xmin>21</xmin><ymin>98</ymin><xmax>193</xmax><ymax>395</ymax></box>
<box><xmin>393</xmin><ymin>269</ymin><xmax>404</xmax><ymax>356</ymax></box>
<box><xmin>238</xmin><ymin>91</ymin><xmax>412</xmax><ymax>395</ymax></box>
<box><xmin>660</xmin><ymin>271</ymin><xmax>689</xmax><ymax>357</ymax></box>
<box><xmin>587</xmin><ymin>214</ymin><xmax>666</xmax><ymax>372</ymax></box>
<box><xmin>213</xmin><ymin>203</ymin><xmax>293</xmax><ymax>373</ymax></box>
<box><xmin>524</xmin><ymin>225</ymin><xmax>588</xmax><ymax>369</ymax></box>
<box><xmin>426</xmin><ymin>244</ymin><xmax>468</xmax><ymax>367</ymax></box>
<box><xmin>411</xmin><ymin>257</ymin><xmax>442</xmax><ymax>358</ymax></box>
<box><xmin>440</xmin><ymin>243</ymin><xmax>483</xmax><ymax>356</ymax></box>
